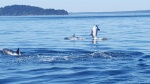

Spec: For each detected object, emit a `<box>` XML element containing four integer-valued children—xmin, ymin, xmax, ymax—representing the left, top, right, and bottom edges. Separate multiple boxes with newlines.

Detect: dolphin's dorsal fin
<box><xmin>16</xmin><ymin>48</ymin><xmax>20</xmax><ymax>55</ymax></box>
<box><xmin>73</xmin><ymin>33</ymin><xmax>75</xmax><ymax>37</ymax></box>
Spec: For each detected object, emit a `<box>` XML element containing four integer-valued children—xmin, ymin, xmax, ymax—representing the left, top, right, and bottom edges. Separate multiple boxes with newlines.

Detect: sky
<box><xmin>0</xmin><ymin>0</ymin><xmax>150</xmax><ymax>12</ymax></box>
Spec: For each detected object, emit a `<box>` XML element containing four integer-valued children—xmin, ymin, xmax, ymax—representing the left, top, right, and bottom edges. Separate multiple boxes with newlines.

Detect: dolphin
<box><xmin>90</xmin><ymin>25</ymin><xmax>100</xmax><ymax>39</ymax></box>
<box><xmin>2</xmin><ymin>48</ymin><xmax>21</xmax><ymax>56</ymax></box>
<box><xmin>64</xmin><ymin>33</ymin><xmax>86</xmax><ymax>40</ymax></box>
<box><xmin>90</xmin><ymin>25</ymin><xmax>108</xmax><ymax>41</ymax></box>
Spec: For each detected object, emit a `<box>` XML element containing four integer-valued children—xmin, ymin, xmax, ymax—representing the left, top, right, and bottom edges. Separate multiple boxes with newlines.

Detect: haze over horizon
<box><xmin>0</xmin><ymin>0</ymin><xmax>150</xmax><ymax>12</ymax></box>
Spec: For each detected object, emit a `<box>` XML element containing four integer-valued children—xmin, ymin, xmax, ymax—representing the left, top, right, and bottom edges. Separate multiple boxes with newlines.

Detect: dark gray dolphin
<box><xmin>2</xmin><ymin>48</ymin><xmax>21</xmax><ymax>56</ymax></box>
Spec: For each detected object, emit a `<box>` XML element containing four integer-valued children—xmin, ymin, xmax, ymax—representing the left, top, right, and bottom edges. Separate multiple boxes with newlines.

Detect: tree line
<box><xmin>0</xmin><ymin>5</ymin><xmax>68</xmax><ymax>16</ymax></box>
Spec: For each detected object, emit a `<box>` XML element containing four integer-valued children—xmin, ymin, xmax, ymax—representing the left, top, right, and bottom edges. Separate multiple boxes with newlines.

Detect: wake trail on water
<box><xmin>0</xmin><ymin>48</ymin><xmax>145</xmax><ymax>64</ymax></box>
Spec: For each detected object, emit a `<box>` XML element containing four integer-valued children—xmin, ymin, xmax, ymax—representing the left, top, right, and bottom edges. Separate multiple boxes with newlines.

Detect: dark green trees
<box><xmin>0</xmin><ymin>5</ymin><xmax>68</xmax><ymax>16</ymax></box>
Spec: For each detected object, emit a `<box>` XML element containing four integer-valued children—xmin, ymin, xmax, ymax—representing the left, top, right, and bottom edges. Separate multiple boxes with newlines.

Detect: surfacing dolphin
<box><xmin>90</xmin><ymin>25</ymin><xmax>108</xmax><ymax>41</ymax></box>
<box><xmin>64</xmin><ymin>33</ymin><xmax>86</xmax><ymax>40</ymax></box>
<box><xmin>2</xmin><ymin>48</ymin><xmax>21</xmax><ymax>56</ymax></box>
<box><xmin>91</xmin><ymin>25</ymin><xmax>100</xmax><ymax>39</ymax></box>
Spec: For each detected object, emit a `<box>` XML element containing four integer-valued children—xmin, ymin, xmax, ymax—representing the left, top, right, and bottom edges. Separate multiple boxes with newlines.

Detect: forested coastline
<box><xmin>0</xmin><ymin>5</ymin><xmax>68</xmax><ymax>16</ymax></box>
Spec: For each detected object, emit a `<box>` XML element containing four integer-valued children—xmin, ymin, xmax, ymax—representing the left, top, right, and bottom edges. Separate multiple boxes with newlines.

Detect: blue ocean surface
<box><xmin>0</xmin><ymin>13</ymin><xmax>150</xmax><ymax>84</ymax></box>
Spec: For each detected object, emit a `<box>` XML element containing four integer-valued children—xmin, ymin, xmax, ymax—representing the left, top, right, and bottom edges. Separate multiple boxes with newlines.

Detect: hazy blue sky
<box><xmin>0</xmin><ymin>0</ymin><xmax>150</xmax><ymax>12</ymax></box>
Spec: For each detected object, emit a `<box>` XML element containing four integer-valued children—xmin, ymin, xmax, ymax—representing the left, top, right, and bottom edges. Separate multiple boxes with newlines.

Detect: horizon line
<box><xmin>69</xmin><ymin>9</ymin><xmax>150</xmax><ymax>13</ymax></box>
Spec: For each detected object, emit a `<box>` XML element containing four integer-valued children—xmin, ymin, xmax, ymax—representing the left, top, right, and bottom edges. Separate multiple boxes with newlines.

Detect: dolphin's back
<box><xmin>2</xmin><ymin>48</ymin><xmax>19</xmax><ymax>56</ymax></box>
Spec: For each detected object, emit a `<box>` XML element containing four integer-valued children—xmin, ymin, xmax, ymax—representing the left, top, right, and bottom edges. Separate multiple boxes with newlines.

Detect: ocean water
<box><xmin>0</xmin><ymin>14</ymin><xmax>150</xmax><ymax>84</ymax></box>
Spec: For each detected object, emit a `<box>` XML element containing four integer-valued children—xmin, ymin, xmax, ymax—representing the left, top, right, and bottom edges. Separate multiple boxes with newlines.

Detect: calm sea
<box><xmin>0</xmin><ymin>13</ymin><xmax>150</xmax><ymax>84</ymax></box>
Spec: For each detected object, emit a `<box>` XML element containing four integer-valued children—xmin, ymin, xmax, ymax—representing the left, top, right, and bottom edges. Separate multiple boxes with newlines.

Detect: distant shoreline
<box><xmin>0</xmin><ymin>5</ymin><xmax>149</xmax><ymax>16</ymax></box>
<box><xmin>70</xmin><ymin>10</ymin><xmax>150</xmax><ymax>14</ymax></box>
<box><xmin>0</xmin><ymin>5</ymin><xmax>68</xmax><ymax>16</ymax></box>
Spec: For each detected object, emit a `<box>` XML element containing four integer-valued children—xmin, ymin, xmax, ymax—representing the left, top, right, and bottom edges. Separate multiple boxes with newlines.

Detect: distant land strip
<box><xmin>70</xmin><ymin>10</ymin><xmax>150</xmax><ymax>14</ymax></box>
<box><xmin>0</xmin><ymin>5</ymin><xmax>68</xmax><ymax>16</ymax></box>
